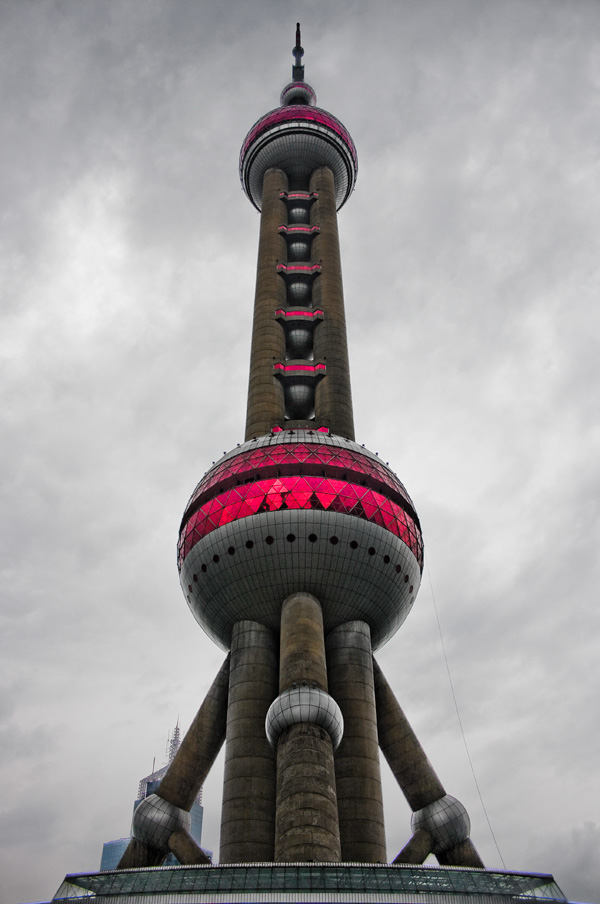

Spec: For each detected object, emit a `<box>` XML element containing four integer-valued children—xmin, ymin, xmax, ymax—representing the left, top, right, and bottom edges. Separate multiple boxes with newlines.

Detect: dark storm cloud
<box><xmin>1</xmin><ymin>3</ymin><xmax>599</xmax><ymax>904</ymax></box>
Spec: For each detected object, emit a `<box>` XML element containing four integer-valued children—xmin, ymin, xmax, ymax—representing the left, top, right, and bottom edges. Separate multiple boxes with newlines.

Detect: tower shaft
<box><xmin>310</xmin><ymin>167</ymin><xmax>355</xmax><ymax>439</ymax></box>
<box><xmin>245</xmin><ymin>165</ymin><xmax>354</xmax><ymax>439</ymax></box>
<box><xmin>245</xmin><ymin>168</ymin><xmax>288</xmax><ymax>440</ymax></box>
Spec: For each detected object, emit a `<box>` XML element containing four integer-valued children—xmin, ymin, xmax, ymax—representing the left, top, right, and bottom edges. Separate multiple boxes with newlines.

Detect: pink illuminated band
<box><xmin>241</xmin><ymin>107</ymin><xmax>358</xmax><ymax>171</ymax></box>
<box><xmin>278</xmin><ymin>225</ymin><xmax>320</xmax><ymax>235</ymax></box>
<box><xmin>272</xmin><ymin>426</ymin><xmax>328</xmax><ymax>434</ymax></box>
<box><xmin>178</xmin><ymin>474</ymin><xmax>423</xmax><ymax>570</ymax></box>
<box><xmin>277</xmin><ymin>263</ymin><xmax>322</xmax><ymax>274</ymax></box>
<box><xmin>182</xmin><ymin>443</ymin><xmax>420</xmax><ymax>554</ymax></box>
<box><xmin>273</xmin><ymin>363</ymin><xmax>326</xmax><ymax>373</ymax></box>
<box><xmin>186</xmin><ymin>444</ymin><xmax>416</xmax><ymax>512</ymax></box>
<box><xmin>279</xmin><ymin>191</ymin><xmax>318</xmax><ymax>202</ymax></box>
<box><xmin>274</xmin><ymin>309</ymin><xmax>324</xmax><ymax>319</ymax></box>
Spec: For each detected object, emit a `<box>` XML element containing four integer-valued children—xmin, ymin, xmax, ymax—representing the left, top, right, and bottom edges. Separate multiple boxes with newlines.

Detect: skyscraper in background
<box><xmin>99</xmin><ymin>724</ymin><xmax>206</xmax><ymax>871</ymax></box>
<box><xmin>46</xmin><ymin>25</ymin><xmax>576</xmax><ymax>904</ymax></box>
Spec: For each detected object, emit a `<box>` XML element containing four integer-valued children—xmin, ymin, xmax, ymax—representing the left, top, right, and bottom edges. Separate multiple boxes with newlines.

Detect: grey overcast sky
<box><xmin>1</xmin><ymin>2</ymin><xmax>599</xmax><ymax>903</ymax></box>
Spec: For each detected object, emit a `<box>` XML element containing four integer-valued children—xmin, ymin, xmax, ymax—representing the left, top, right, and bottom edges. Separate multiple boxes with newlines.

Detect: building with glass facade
<box><xmin>43</xmin><ymin>23</ymin><xmax>581</xmax><ymax>904</ymax></box>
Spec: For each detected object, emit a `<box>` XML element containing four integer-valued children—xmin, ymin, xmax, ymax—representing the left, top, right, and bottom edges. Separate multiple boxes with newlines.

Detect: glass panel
<box><xmin>59</xmin><ymin>865</ymin><xmax>567</xmax><ymax>900</ymax></box>
<box><xmin>180</xmin><ymin>473</ymin><xmax>423</xmax><ymax>569</ymax></box>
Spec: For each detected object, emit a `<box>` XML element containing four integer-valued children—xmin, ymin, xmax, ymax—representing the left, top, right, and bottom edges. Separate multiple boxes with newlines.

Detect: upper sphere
<box><xmin>239</xmin><ymin>105</ymin><xmax>358</xmax><ymax>211</ymax></box>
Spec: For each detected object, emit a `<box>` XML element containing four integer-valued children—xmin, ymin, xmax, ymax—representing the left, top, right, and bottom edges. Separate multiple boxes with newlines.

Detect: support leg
<box><xmin>118</xmin><ymin>655</ymin><xmax>230</xmax><ymax>869</ymax></box>
<box><xmin>373</xmin><ymin>657</ymin><xmax>483</xmax><ymax>868</ymax></box>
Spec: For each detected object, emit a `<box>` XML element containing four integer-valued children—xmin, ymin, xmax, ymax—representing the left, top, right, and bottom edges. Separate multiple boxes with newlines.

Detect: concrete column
<box><xmin>279</xmin><ymin>591</ymin><xmax>328</xmax><ymax>692</ymax></box>
<box><xmin>274</xmin><ymin>592</ymin><xmax>341</xmax><ymax>862</ymax></box>
<box><xmin>245</xmin><ymin>167</ymin><xmax>288</xmax><ymax>440</ymax></box>
<box><xmin>158</xmin><ymin>656</ymin><xmax>231</xmax><ymax>809</ymax></box>
<box><xmin>373</xmin><ymin>659</ymin><xmax>484</xmax><ymax>869</ymax></box>
<box><xmin>220</xmin><ymin>621</ymin><xmax>279</xmax><ymax>863</ymax></box>
<box><xmin>309</xmin><ymin>166</ymin><xmax>355</xmax><ymax>440</ymax></box>
<box><xmin>326</xmin><ymin>621</ymin><xmax>386</xmax><ymax>863</ymax></box>
<box><xmin>438</xmin><ymin>838</ymin><xmax>484</xmax><ymax>869</ymax></box>
<box><xmin>117</xmin><ymin>839</ymin><xmax>164</xmax><ymax>869</ymax></box>
<box><xmin>372</xmin><ymin>657</ymin><xmax>445</xmax><ymax>811</ymax></box>
<box><xmin>393</xmin><ymin>829</ymin><xmax>433</xmax><ymax>865</ymax></box>
<box><xmin>168</xmin><ymin>829</ymin><xmax>211</xmax><ymax>865</ymax></box>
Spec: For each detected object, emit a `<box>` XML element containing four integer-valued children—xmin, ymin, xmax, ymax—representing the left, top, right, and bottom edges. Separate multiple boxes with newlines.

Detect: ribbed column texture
<box><xmin>326</xmin><ymin>621</ymin><xmax>386</xmax><ymax>862</ymax></box>
<box><xmin>310</xmin><ymin>166</ymin><xmax>355</xmax><ymax>440</ymax></box>
<box><xmin>274</xmin><ymin>592</ymin><xmax>341</xmax><ymax>862</ymax></box>
<box><xmin>437</xmin><ymin>839</ymin><xmax>485</xmax><ymax>869</ymax></box>
<box><xmin>279</xmin><ymin>591</ymin><xmax>329</xmax><ymax>693</ymax></box>
<box><xmin>393</xmin><ymin>829</ymin><xmax>434</xmax><ymax>865</ymax></box>
<box><xmin>220</xmin><ymin>621</ymin><xmax>279</xmax><ymax>863</ymax></box>
<box><xmin>245</xmin><ymin>167</ymin><xmax>288</xmax><ymax>440</ymax></box>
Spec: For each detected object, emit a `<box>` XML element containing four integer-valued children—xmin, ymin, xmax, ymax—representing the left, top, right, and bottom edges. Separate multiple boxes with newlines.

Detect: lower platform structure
<box><xmin>51</xmin><ymin>863</ymin><xmax>569</xmax><ymax>904</ymax></box>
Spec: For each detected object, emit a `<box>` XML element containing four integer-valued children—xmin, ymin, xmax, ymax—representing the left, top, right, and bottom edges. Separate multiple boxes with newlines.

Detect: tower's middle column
<box><xmin>270</xmin><ymin>592</ymin><xmax>342</xmax><ymax>862</ymax></box>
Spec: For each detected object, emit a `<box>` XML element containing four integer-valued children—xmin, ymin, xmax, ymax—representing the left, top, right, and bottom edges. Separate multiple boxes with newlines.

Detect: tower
<box><xmin>116</xmin><ymin>24</ymin><xmax>481</xmax><ymax>871</ymax></box>
<box><xmin>49</xmin><ymin>26</ymin><xmax>572</xmax><ymax>904</ymax></box>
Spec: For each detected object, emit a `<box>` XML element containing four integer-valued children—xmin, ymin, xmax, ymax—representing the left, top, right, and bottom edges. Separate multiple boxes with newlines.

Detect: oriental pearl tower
<box><xmin>117</xmin><ymin>25</ymin><xmax>484</xmax><ymax>871</ymax></box>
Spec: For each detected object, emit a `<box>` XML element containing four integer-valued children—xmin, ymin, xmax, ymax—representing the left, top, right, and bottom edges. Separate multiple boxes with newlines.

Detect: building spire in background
<box><xmin>166</xmin><ymin>721</ymin><xmax>181</xmax><ymax>766</ymax></box>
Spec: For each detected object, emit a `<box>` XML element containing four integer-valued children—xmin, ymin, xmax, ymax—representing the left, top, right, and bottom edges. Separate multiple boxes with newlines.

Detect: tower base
<box><xmin>50</xmin><ymin>863</ymin><xmax>570</xmax><ymax>904</ymax></box>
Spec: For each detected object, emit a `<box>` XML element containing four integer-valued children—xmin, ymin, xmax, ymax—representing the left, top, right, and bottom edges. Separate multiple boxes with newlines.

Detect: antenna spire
<box><xmin>293</xmin><ymin>22</ymin><xmax>304</xmax><ymax>81</ymax></box>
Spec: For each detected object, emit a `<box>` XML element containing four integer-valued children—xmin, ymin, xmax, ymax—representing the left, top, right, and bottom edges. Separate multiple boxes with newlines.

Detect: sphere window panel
<box><xmin>287</xmin><ymin>238</ymin><xmax>312</xmax><ymax>262</ymax></box>
<box><xmin>286</xmin><ymin>278</ymin><xmax>312</xmax><ymax>305</ymax></box>
<box><xmin>287</xmin><ymin>204</ymin><xmax>311</xmax><ymax>224</ymax></box>
<box><xmin>185</xmin><ymin>440</ymin><xmax>417</xmax><ymax>513</ymax></box>
<box><xmin>285</xmin><ymin>324</ymin><xmax>314</xmax><ymax>360</ymax></box>
<box><xmin>178</xmin><ymin>475</ymin><xmax>423</xmax><ymax>570</ymax></box>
